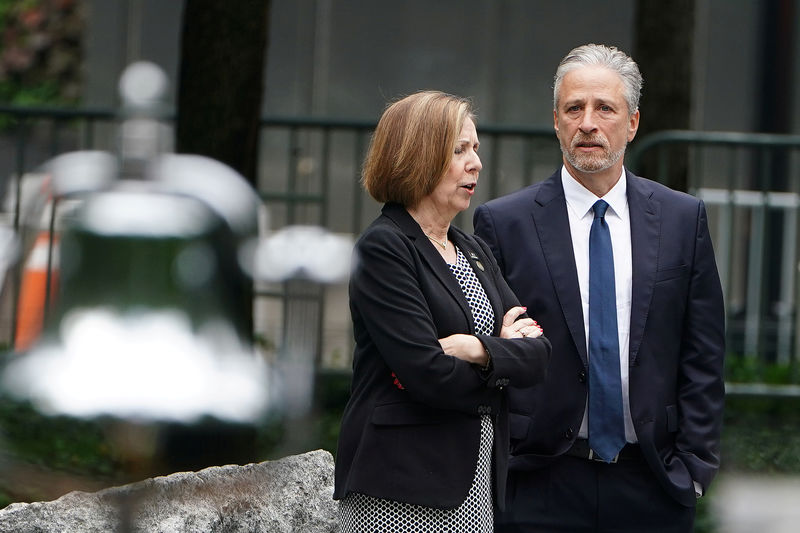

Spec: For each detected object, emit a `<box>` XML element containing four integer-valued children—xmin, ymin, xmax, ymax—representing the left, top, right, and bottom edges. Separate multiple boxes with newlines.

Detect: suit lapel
<box><xmin>626</xmin><ymin>171</ymin><xmax>659</xmax><ymax>365</ymax></box>
<box><xmin>533</xmin><ymin>173</ymin><xmax>588</xmax><ymax>364</ymax></box>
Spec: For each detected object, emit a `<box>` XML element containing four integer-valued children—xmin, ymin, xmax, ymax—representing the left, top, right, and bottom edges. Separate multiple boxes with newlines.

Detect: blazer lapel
<box><xmin>532</xmin><ymin>173</ymin><xmax>588</xmax><ymax>364</ymax></box>
<box><xmin>450</xmin><ymin>232</ymin><xmax>506</xmax><ymax>334</ymax></box>
<box><xmin>381</xmin><ymin>204</ymin><xmax>475</xmax><ymax>330</ymax></box>
<box><xmin>626</xmin><ymin>171</ymin><xmax>659</xmax><ymax>365</ymax></box>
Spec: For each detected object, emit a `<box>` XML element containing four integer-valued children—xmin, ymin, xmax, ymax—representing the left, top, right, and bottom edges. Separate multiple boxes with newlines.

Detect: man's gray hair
<box><xmin>553</xmin><ymin>44</ymin><xmax>643</xmax><ymax>115</ymax></box>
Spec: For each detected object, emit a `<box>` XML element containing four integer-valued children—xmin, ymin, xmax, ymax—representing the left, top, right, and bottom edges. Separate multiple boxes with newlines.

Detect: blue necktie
<box><xmin>588</xmin><ymin>199</ymin><xmax>626</xmax><ymax>462</ymax></box>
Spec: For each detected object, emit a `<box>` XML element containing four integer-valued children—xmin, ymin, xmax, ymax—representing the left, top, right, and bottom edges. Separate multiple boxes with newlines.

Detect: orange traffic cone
<box><xmin>14</xmin><ymin>231</ymin><xmax>59</xmax><ymax>351</ymax></box>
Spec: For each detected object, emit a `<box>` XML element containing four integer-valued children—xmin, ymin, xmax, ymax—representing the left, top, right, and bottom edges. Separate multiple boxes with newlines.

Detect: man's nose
<box><xmin>579</xmin><ymin>109</ymin><xmax>598</xmax><ymax>133</ymax></box>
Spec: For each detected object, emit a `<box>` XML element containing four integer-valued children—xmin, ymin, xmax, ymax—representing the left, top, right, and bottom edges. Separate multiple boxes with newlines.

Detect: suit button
<box><xmin>578</xmin><ymin>370</ymin><xmax>586</xmax><ymax>383</ymax></box>
<box><xmin>565</xmin><ymin>428</ymin><xmax>574</xmax><ymax>439</ymax></box>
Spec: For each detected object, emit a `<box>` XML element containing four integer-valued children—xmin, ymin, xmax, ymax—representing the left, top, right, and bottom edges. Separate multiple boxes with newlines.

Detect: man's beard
<box><xmin>560</xmin><ymin>133</ymin><xmax>626</xmax><ymax>173</ymax></box>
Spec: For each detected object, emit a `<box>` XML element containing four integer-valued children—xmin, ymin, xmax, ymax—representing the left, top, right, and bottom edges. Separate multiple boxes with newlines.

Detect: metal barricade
<box><xmin>628</xmin><ymin>130</ymin><xmax>800</xmax><ymax>367</ymax></box>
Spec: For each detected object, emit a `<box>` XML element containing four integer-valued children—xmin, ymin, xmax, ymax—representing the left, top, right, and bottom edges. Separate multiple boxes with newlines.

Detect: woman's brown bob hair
<box><xmin>362</xmin><ymin>90</ymin><xmax>475</xmax><ymax>208</ymax></box>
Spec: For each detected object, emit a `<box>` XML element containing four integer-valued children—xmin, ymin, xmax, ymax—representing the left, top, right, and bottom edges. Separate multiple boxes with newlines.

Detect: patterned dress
<box><xmin>339</xmin><ymin>246</ymin><xmax>496</xmax><ymax>532</ymax></box>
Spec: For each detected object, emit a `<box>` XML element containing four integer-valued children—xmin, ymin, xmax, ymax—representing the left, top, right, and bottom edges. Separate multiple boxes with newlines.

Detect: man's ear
<box><xmin>628</xmin><ymin>109</ymin><xmax>640</xmax><ymax>142</ymax></box>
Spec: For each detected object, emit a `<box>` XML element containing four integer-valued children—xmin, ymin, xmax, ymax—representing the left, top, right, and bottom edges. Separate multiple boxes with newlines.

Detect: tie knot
<box><xmin>593</xmin><ymin>200</ymin><xmax>609</xmax><ymax>219</ymax></box>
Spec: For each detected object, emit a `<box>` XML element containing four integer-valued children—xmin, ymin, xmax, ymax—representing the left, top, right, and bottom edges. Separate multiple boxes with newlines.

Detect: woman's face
<box><xmin>429</xmin><ymin>117</ymin><xmax>482</xmax><ymax>217</ymax></box>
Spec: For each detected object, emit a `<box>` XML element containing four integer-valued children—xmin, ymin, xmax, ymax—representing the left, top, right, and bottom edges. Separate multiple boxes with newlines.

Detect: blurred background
<box><xmin>0</xmin><ymin>1</ymin><xmax>799</xmax><ymax>531</ymax></box>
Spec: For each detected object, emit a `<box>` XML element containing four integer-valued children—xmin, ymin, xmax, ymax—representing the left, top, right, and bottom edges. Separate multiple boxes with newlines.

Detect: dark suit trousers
<box><xmin>496</xmin><ymin>451</ymin><xmax>695</xmax><ymax>532</ymax></box>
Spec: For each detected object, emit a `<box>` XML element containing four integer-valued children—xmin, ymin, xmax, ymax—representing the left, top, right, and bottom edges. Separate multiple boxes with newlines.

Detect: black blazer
<box><xmin>473</xmin><ymin>169</ymin><xmax>726</xmax><ymax>507</ymax></box>
<box><xmin>334</xmin><ymin>203</ymin><xmax>551</xmax><ymax>510</ymax></box>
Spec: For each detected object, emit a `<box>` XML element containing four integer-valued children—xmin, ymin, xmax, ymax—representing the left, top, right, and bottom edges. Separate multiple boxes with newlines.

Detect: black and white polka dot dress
<box><xmin>339</xmin><ymin>246</ymin><xmax>496</xmax><ymax>532</ymax></box>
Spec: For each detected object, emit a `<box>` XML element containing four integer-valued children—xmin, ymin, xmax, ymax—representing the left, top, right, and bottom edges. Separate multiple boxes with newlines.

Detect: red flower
<box><xmin>20</xmin><ymin>8</ymin><xmax>46</xmax><ymax>30</ymax></box>
<box><xmin>391</xmin><ymin>372</ymin><xmax>405</xmax><ymax>390</ymax></box>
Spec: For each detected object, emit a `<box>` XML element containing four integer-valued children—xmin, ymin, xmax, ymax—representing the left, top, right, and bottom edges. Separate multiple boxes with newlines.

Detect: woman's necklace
<box><xmin>426</xmin><ymin>233</ymin><xmax>447</xmax><ymax>250</ymax></box>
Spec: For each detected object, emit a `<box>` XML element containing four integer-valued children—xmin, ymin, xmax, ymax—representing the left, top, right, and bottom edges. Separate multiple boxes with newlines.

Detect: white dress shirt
<box><xmin>560</xmin><ymin>166</ymin><xmax>636</xmax><ymax>444</ymax></box>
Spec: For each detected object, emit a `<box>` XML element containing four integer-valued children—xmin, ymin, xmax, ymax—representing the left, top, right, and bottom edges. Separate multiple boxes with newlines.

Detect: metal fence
<box><xmin>2</xmin><ymin>107</ymin><xmax>800</xmax><ymax>379</ymax></box>
<box><xmin>628</xmin><ymin>131</ymin><xmax>800</xmax><ymax>369</ymax></box>
<box><xmin>0</xmin><ymin>106</ymin><xmax>562</xmax><ymax>372</ymax></box>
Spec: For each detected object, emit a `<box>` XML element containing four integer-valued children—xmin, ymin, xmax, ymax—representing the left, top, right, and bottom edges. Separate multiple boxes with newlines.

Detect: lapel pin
<box><xmin>475</xmin><ymin>261</ymin><xmax>485</xmax><ymax>272</ymax></box>
<box><xmin>469</xmin><ymin>251</ymin><xmax>479</xmax><ymax>260</ymax></box>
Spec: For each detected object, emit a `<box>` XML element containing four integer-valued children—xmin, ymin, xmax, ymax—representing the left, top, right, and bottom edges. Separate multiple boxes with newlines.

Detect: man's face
<box><xmin>554</xmin><ymin>65</ymin><xmax>639</xmax><ymax>176</ymax></box>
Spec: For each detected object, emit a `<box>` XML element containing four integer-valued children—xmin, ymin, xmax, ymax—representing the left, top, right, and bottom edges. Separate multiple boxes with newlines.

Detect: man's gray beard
<box><xmin>561</xmin><ymin>142</ymin><xmax>627</xmax><ymax>173</ymax></box>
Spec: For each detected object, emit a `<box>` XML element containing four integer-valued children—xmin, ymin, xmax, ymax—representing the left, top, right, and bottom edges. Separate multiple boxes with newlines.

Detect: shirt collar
<box><xmin>561</xmin><ymin>165</ymin><xmax>628</xmax><ymax>219</ymax></box>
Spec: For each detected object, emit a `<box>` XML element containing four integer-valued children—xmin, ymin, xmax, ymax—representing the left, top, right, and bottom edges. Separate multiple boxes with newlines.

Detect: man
<box><xmin>473</xmin><ymin>44</ymin><xmax>725</xmax><ymax>532</ymax></box>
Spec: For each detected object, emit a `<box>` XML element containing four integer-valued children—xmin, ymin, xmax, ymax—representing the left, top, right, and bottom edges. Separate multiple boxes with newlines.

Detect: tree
<box><xmin>633</xmin><ymin>0</ymin><xmax>695</xmax><ymax>192</ymax></box>
<box><xmin>175</xmin><ymin>0</ymin><xmax>272</xmax><ymax>339</ymax></box>
<box><xmin>175</xmin><ymin>0</ymin><xmax>271</xmax><ymax>187</ymax></box>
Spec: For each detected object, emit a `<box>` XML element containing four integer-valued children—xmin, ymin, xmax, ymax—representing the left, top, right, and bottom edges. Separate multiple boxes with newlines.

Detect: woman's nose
<box><xmin>470</xmin><ymin>152</ymin><xmax>482</xmax><ymax>172</ymax></box>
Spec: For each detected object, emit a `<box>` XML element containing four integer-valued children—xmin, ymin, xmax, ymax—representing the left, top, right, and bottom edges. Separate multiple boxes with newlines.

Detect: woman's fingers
<box><xmin>501</xmin><ymin>307</ymin><xmax>544</xmax><ymax>339</ymax></box>
<box><xmin>502</xmin><ymin>306</ymin><xmax>527</xmax><ymax>327</ymax></box>
<box><xmin>521</xmin><ymin>324</ymin><xmax>543</xmax><ymax>338</ymax></box>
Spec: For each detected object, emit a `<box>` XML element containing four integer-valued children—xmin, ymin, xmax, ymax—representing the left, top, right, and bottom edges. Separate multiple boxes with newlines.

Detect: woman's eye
<box><xmin>454</xmin><ymin>147</ymin><xmax>463</xmax><ymax>154</ymax></box>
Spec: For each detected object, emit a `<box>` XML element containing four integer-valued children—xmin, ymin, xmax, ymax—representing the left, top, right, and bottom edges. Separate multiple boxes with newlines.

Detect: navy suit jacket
<box><xmin>334</xmin><ymin>203</ymin><xmax>551</xmax><ymax>510</ymax></box>
<box><xmin>473</xmin><ymin>169</ymin><xmax>725</xmax><ymax>507</ymax></box>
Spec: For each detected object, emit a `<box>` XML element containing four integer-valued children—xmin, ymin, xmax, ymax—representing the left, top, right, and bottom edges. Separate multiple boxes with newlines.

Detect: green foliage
<box><xmin>725</xmin><ymin>354</ymin><xmax>799</xmax><ymax>385</ymax></box>
<box><xmin>0</xmin><ymin>396</ymin><xmax>125</xmax><ymax>504</ymax></box>
<box><xmin>0</xmin><ymin>0</ymin><xmax>83</xmax><ymax>106</ymax></box>
<box><xmin>253</xmin><ymin>413</ymin><xmax>288</xmax><ymax>459</ymax></box>
<box><xmin>722</xmin><ymin>395</ymin><xmax>800</xmax><ymax>474</ymax></box>
<box><xmin>0</xmin><ymin>0</ymin><xmax>40</xmax><ymax>25</ymax></box>
<box><xmin>691</xmin><ymin>395</ymin><xmax>800</xmax><ymax>532</ymax></box>
<box><xmin>0</xmin><ymin>394</ymin><xmax>299</xmax><ymax>504</ymax></box>
<box><xmin>315</xmin><ymin>371</ymin><xmax>351</xmax><ymax>457</ymax></box>
<box><xmin>694</xmin><ymin>492</ymin><xmax>717</xmax><ymax>533</ymax></box>
<box><xmin>0</xmin><ymin>79</ymin><xmax>61</xmax><ymax>106</ymax></box>
<box><xmin>0</xmin><ymin>397</ymin><xmax>120</xmax><ymax>476</ymax></box>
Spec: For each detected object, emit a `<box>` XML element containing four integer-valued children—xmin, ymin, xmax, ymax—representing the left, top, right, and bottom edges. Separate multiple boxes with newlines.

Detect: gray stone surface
<box><xmin>0</xmin><ymin>449</ymin><xmax>339</xmax><ymax>533</ymax></box>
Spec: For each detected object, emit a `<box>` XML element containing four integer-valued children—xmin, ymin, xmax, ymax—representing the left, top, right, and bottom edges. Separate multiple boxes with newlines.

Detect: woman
<box><xmin>334</xmin><ymin>90</ymin><xmax>551</xmax><ymax>532</ymax></box>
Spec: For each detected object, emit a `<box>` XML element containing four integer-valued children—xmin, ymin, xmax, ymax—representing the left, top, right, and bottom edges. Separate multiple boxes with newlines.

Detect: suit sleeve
<box><xmin>351</xmin><ymin>227</ymin><xmax>526</xmax><ymax>412</ymax></box>
<box><xmin>471</xmin><ymin>233</ymin><xmax>551</xmax><ymax>388</ymax></box>
<box><xmin>675</xmin><ymin>200</ymin><xmax>726</xmax><ymax>490</ymax></box>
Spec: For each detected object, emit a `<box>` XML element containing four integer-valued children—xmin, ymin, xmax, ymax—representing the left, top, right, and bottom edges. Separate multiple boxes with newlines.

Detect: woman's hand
<box><xmin>437</xmin><ymin>307</ymin><xmax>544</xmax><ymax>367</ymax></box>
<box><xmin>500</xmin><ymin>306</ymin><xmax>543</xmax><ymax>339</ymax></box>
<box><xmin>438</xmin><ymin>334</ymin><xmax>489</xmax><ymax>367</ymax></box>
